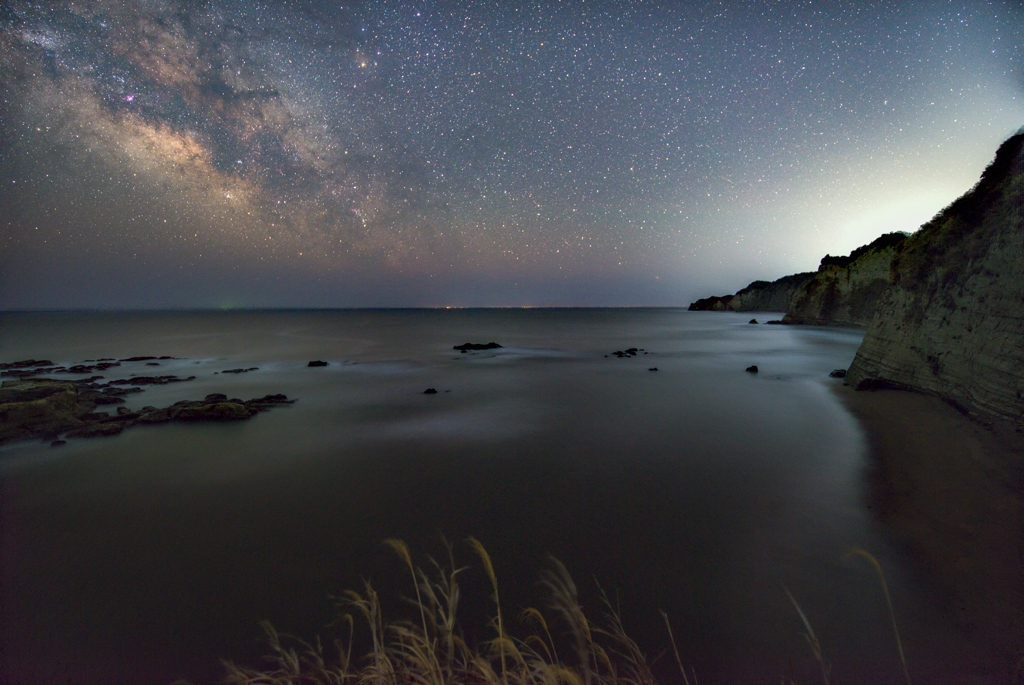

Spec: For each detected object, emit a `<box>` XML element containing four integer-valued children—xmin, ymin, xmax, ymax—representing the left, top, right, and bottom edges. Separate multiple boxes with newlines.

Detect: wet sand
<box><xmin>834</xmin><ymin>384</ymin><xmax>1023</xmax><ymax>673</ymax></box>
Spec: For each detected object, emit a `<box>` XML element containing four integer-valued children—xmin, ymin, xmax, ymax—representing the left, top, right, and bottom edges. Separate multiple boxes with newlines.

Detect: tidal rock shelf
<box><xmin>0</xmin><ymin>356</ymin><xmax>179</xmax><ymax>378</ymax></box>
<box><xmin>0</xmin><ymin>357</ymin><xmax>294</xmax><ymax>446</ymax></box>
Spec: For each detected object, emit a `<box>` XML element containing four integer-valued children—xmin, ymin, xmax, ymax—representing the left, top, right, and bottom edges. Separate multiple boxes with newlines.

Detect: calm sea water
<box><xmin>0</xmin><ymin>309</ymin><xmax>998</xmax><ymax>684</ymax></box>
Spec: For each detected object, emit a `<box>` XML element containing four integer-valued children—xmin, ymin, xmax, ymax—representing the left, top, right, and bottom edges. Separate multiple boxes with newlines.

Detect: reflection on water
<box><xmin>0</xmin><ymin>309</ymin><xmax>1001</xmax><ymax>684</ymax></box>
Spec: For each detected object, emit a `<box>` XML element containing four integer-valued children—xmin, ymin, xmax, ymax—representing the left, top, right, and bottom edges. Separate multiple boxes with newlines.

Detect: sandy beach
<box><xmin>834</xmin><ymin>384</ymin><xmax>1023</xmax><ymax>673</ymax></box>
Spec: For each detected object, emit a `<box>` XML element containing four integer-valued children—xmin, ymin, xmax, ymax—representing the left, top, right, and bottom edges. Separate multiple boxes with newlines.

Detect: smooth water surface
<box><xmin>0</xmin><ymin>309</ymin><xmax>995</xmax><ymax>683</ymax></box>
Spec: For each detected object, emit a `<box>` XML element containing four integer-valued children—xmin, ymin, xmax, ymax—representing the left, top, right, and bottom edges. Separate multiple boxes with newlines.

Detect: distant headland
<box><xmin>690</xmin><ymin>129</ymin><xmax>1024</xmax><ymax>426</ymax></box>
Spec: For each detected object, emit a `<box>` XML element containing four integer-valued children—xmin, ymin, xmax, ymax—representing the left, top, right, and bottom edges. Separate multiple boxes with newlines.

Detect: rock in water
<box><xmin>0</xmin><ymin>374</ymin><xmax>296</xmax><ymax>444</ymax></box>
<box><xmin>0</xmin><ymin>379</ymin><xmax>84</xmax><ymax>442</ymax></box>
<box><xmin>65</xmin><ymin>422</ymin><xmax>125</xmax><ymax>438</ymax></box>
<box><xmin>171</xmin><ymin>402</ymin><xmax>255</xmax><ymax>422</ymax></box>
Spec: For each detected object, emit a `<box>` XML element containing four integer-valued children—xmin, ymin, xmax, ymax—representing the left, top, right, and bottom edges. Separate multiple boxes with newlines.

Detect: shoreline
<box><xmin>833</xmin><ymin>384</ymin><xmax>1023</xmax><ymax>670</ymax></box>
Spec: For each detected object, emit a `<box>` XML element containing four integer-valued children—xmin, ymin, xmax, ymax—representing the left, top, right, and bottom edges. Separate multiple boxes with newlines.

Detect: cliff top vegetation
<box><xmin>892</xmin><ymin>129</ymin><xmax>1023</xmax><ymax>291</ymax></box>
<box><xmin>819</xmin><ymin>232</ymin><xmax>908</xmax><ymax>269</ymax></box>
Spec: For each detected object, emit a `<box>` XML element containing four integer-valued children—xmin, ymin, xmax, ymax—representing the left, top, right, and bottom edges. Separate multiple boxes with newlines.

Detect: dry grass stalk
<box><xmin>222</xmin><ymin>540</ymin><xmax>910</xmax><ymax>685</ymax></box>
<box><xmin>845</xmin><ymin>547</ymin><xmax>911</xmax><ymax>685</ymax></box>
<box><xmin>223</xmin><ymin>538</ymin><xmax>690</xmax><ymax>685</ymax></box>
<box><xmin>784</xmin><ymin>586</ymin><xmax>831</xmax><ymax>685</ymax></box>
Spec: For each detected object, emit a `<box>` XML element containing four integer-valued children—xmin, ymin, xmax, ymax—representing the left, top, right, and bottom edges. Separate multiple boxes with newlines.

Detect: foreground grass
<box><xmin>222</xmin><ymin>540</ymin><xmax>911</xmax><ymax>685</ymax></box>
<box><xmin>223</xmin><ymin>537</ymin><xmax>692</xmax><ymax>685</ymax></box>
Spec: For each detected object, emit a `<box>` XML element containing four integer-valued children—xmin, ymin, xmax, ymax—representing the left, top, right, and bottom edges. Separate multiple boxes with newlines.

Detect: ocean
<box><xmin>0</xmin><ymin>309</ymin><xmax>997</xmax><ymax>683</ymax></box>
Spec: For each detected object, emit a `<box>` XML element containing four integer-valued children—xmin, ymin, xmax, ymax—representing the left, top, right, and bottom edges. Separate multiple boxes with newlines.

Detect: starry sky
<box><xmin>1</xmin><ymin>0</ymin><xmax>1021</xmax><ymax>309</ymax></box>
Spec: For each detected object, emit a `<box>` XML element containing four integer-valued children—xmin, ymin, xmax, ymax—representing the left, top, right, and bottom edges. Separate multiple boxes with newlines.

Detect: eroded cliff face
<box><xmin>687</xmin><ymin>272</ymin><xmax>814</xmax><ymax>312</ymax></box>
<box><xmin>782</xmin><ymin>232</ymin><xmax>906</xmax><ymax>327</ymax></box>
<box><xmin>729</xmin><ymin>272</ymin><xmax>815</xmax><ymax>311</ymax></box>
<box><xmin>847</xmin><ymin>131</ymin><xmax>1024</xmax><ymax>423</ymax></box>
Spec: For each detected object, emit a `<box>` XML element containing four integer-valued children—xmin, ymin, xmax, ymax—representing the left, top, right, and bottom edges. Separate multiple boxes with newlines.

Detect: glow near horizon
<box><xmin>0</xmin><ymin>0</ymin><xmax>1021</xmax><ymax>309</ymax></box>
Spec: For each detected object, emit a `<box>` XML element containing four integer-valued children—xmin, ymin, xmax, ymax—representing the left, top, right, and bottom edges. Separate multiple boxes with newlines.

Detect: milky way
<box><xmin>1</xmin><ymin>0</ymin><xmax>1021</xmax><ymax>307</ymax></box>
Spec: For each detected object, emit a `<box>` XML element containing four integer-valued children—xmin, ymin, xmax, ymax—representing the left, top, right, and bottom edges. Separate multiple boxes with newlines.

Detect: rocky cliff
<box><xmin>846</xmin><ymin>131</ymin><xmax>1024</xmax><ymax>423</ymax></box>
<box><xmin>688</xmin><ymin>272</ymin><xmax>814</xmax><ymax>312</ymax></box>
<box><xmin>730</xmin><ymin>272</ymin><xmax>816</xmax><ymax>311</ymax></box>
<box><xmin>782</xmin><ymin>232</ymin><xmax>907</xmax><ymax>326</ymax></box>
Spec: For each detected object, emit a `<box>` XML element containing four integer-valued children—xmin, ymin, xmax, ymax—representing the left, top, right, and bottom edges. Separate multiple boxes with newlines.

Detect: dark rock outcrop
<box><xmin>0</xmin><ymin>379</ymin><xmax>85</xmax><ymax>442</ymax></box>
<box><xmin>0</xmin><ymin>359</ymin><xmax>55</xmax><ymax>371</ymax></box>
<box><xmin>2</xmin><ymin>360</ymin><xmax>129</xmax><ymax>378</ymax></box>
<box><xmin>171</xmin><ymin>401</ymin><xmax>254</xmax><ymax>422</ymax></box>
<box><xmin>0</xmin><ymin>378</ymin><xmax>295</xmax><ymax>444</ymax></box>
<box><xmin>307</xmin><ymin>360</ymin><xmax>328</xmax><ymax>367</ymax></box>
<box><xmin>846</xmin><ymin>130</ymin><xmax>1024</xmax><ymax>423</ymax></box>
<box><xmin>109</xmin><ymin>375</ymin><xmax>195</xmax><ymax>386</ymax></box>
<box><xmin>453</xmin><ymin>342</ymin><xmax>503</xmax><ymax>351</ymax></box>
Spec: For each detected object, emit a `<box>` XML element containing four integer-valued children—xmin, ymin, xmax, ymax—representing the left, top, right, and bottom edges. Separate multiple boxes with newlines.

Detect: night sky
<box><xmin>1</xmin><ymin>0</ymin><xmax>1021</xmax><ymax>309</ymax></box>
